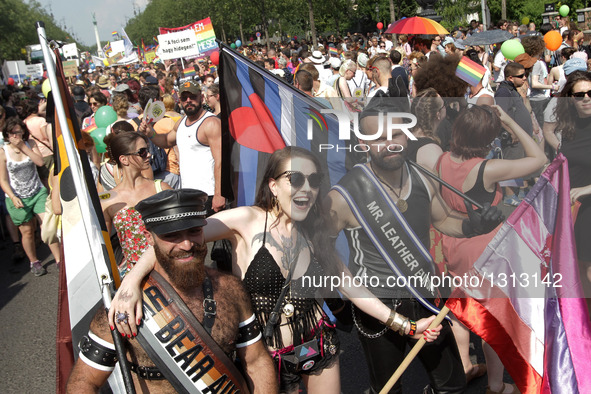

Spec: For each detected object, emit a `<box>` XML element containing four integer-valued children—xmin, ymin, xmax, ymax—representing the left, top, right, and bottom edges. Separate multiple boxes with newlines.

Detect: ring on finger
<box><xmin>115</xmin><ymin>311</ymin><xmax>129</xmax><ymax>324</ymax></box>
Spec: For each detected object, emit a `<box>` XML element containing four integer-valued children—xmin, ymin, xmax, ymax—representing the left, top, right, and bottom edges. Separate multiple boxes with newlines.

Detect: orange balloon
<box><xmin>544</xmin><ymin>30</ymin><xmax>562</xmax><ymax>51</ymax></box>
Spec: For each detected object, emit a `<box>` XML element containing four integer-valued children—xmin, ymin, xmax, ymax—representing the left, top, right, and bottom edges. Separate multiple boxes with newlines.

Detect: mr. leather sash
<box><xmin>136</xmin><ymin>271</ymin><xmax>249</xmax><ymax>394</ymax></box>
<box><xmin>332</xmin><ymin>164</ymin><xmax>447</xmax><ymax>316</ymax></box>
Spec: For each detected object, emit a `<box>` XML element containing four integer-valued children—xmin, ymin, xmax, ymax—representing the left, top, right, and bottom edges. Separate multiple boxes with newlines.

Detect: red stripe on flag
<box><xmin>447</xmin><ymin>296</ymin><xmax>543</xmax><ymax>394</ymax></box>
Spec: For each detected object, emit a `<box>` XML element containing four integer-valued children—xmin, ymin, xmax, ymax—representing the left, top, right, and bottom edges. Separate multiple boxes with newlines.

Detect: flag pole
<box><xmin>379</xmin><ymin>306</ymin><xmax>451</xmax><ymax>394</ymax></box>
<box><xmin>36</xmin><ymin>21</ymin><xmax>136</xmax><ymax>394</ymax></box>
<box><xmin>407</xmin><ymin>159</ymin><xmax>484</xmax><ymax>210</ymax></box>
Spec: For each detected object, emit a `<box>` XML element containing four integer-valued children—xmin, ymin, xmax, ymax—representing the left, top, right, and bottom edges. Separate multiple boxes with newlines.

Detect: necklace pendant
<box><xmin>396</xmin><ymin>198</ymin><xmax>408</xmax><ymax>213</ymax></box>
<box><xmin>283</xmin><ymin>302</ymin><xmax>295</xmax><ymax>317</ymax></box>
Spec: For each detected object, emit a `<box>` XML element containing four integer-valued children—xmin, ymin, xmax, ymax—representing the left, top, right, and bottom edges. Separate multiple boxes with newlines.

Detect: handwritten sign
<box><xmin>157</xmin><ymin>30</ymin><xmax>199</xmax><ymax>60</ymax></box>
<box><xmin>63</xmin><ymin>60</ymin><xmax>78</xmax><ymax>77</ymax></box>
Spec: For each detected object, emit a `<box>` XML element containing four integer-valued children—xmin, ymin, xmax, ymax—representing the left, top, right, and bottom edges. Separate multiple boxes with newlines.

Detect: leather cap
<box><xmin>136</xmin><ymin>189</ymin><xmax>208</xmax><ymax>235</ymax></box>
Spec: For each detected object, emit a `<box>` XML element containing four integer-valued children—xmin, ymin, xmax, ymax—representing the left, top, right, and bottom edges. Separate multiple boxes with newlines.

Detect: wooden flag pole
<box><xmin>379</xmin><ymin>306</ymin><xmax>451</xmax><ymax>394</ymax></box>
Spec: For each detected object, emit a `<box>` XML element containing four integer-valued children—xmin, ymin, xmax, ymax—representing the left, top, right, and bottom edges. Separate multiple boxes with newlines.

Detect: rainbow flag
<box><xmin>455</xmin><ymin>56</ymin><xmax>486</xmax><ymax>86</ymax></box>
<box><xmin>183</xmin><ymin>66</ymin><xmax>196</xmax><ymax>77</ymax></box>
<box><xmin>209</xmin><ymin>65</ymin><xmax>217</xmax><ymax>74</ymax></box>
<box><xmin>329</xmin><ymin>47</ymin><xmax>339</xmax><ymax>57</ymax></box>
<box><xmin>111</xmin><ymin>31</ymin><xmax>118</xmax><ymax>38</ymax></box>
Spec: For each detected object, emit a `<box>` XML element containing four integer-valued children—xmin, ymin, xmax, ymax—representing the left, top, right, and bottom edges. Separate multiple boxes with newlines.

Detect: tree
<box><xmin>0</xmin><ymin>0</ymin><xmax>78</xmax><ymax>61</ymax></box>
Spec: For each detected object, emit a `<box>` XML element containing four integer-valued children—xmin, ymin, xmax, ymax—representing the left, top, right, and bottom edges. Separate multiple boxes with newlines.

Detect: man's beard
<box><xmin>183</xmin><ymin>104</ymin><xmax>200</xmax><ymax>116</ymax></box>
<box><xmin>153</xmin><ymin>242</ymin><xmax>208</xmax><ymax>292</ymax></box>
<box><xmin>369</xmin><ymin>147</ymin><xmax>407</xmax><ymax>171</ymax></box>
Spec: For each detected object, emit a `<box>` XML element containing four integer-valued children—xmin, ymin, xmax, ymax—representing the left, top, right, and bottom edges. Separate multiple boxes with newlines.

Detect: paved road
<box><xmin>0</xmin><ymin>236</ymin><xmax>509</xmax><ymax>393</ymax></box>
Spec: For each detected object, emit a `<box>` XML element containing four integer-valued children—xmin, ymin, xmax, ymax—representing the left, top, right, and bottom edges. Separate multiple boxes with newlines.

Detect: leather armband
<box><xmin>78</xmin><ymin>331</ymin><xmax>118</xmax><ymax>371</ymax></box>
<box><xmin>236</xmin><ymin>314</ymin><xmax>262</xmax><ymax>348</ymax></box>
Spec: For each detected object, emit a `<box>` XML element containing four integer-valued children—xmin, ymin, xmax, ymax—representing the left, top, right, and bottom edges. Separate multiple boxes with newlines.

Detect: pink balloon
<box><xmin>210</xmin><ymin>50</ymin><xmax>220</xmax><ymax>66</ymax></box>
<box><xmin>377</xmin><ymin>22</ymin><xmax>384</xmax><ymax>30</ymax></box>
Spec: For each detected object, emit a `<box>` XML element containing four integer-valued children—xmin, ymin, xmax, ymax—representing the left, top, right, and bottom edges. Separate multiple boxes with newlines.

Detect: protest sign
<box><xmin>157</xmin><ymin>30</ymin><xmax>199</xmax><ymax>60</ymax></box>
<box><xmin>159</xmin><ymin>17</ymin><xmax>217</xmax><ymax>57</ymax></box>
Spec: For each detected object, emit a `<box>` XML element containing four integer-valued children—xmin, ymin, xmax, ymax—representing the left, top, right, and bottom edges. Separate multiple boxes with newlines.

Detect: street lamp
<box><xmin>375</xmin><ymin>3</ymin><xmax>380</xmax><ymax>22</ymax></box>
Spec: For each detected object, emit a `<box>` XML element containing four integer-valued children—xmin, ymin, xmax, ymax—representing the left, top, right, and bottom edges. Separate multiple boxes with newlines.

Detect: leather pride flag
<box><xmin>47</xmin><ymin>49</ymin><xmax>122</xmax><ymax>393</ymax></box>
<box><xmin>218</xmin><ymin>44</ymin><xmax>362</xmax><ymax>206</ymax></box>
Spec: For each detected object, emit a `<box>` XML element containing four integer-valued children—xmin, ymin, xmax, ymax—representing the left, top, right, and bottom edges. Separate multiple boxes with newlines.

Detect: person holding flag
<box><xmin>324</xmin><ymin>98</ymin><xmax>504</xmax><ymax>394</ymax></box>
<box><xmin>437</xmin><ymin>104</ymin><xmax>547</xmax><ymax>393</ymax></box>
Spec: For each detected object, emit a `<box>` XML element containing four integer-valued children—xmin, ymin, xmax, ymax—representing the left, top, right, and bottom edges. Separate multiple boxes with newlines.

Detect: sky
<box><xmin>37</xmin><ymin>0</ymin><xmax>149</xmax><ymax>47</ymax></box>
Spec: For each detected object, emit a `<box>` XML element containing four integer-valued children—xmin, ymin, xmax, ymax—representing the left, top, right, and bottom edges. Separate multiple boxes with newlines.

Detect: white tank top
<box><xmin>176</xmin><ymin>111</ymin><xmax>217</xmax><ymax>195</ymax></box>
<box><xmin>3</xmin><ymin>143</ymin><xmax>44</xmax><ymax>198</ymax></box>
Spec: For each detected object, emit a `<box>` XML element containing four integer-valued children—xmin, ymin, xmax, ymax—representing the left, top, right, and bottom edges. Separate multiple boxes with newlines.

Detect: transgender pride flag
<box><xmin>447</xmin><ymin>154</ymin><xmax>591</xmax><ymax>394</ymax></box>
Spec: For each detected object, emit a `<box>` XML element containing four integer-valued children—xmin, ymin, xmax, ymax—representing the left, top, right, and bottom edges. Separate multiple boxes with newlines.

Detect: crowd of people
<box><xmin>1</xmin><ymin>13</ymin><xmax>590</xmax><ymax>394</ymax></box>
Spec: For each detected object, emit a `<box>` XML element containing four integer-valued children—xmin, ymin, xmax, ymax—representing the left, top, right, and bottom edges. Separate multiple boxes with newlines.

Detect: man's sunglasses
<box><xmin>124</xmin><ymin>147</ymin><xmax>150</xmax><ymax>159</ymax></box>
<box><xmin>180</xmin><ymin>94</ymin><xmax>198</xmax><ymax>102</ymax></box>
<box><xmin>511</xmin><ymin>73</ymin><xmax>526</xmax><ymax>79</ymax></box>
<box><xmin>572</xmin><ymin>90</ymin><xmax>591</xmax><ymax>100</ymax></box>
<box><xmin>275</xmin><ymin>171</ymin><xmax>322</xmax><ymax>189</ymax></box>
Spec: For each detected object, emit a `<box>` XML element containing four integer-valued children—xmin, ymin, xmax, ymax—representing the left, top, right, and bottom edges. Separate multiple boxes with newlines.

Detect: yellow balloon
<box><xmin>42</xmin><ymin>79</ymin><xmax>51</xmax><ymax>98</ymax></box>
<box><xmin>522</xmin><ymin>17</ymin><xmax>530</xmax><ymax>25</ymax></box>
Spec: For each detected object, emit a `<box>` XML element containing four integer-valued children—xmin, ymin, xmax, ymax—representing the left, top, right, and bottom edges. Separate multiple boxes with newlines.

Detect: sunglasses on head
<box><xmin>124</xmin><ymin>147</ymin><xmax>150</xmax><ymax>159</ymax></box>
<box><xmin>571</xmin><ymin>90</ymin><xmax>591</xmax><ymax>100</ymax></box>
<box><xmin>275</xmin><ymin>171</ymin><xmax>322</xmax><ymax>189</ymax></box>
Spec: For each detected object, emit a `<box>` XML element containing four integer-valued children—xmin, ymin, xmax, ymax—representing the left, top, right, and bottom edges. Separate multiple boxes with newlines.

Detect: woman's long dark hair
<box><xmin>556</xmin><ymin>71</ymin><xmax>591</xmax><ymax>142</ymax></box>
<box><xmin>254</xmin><ymin>146</ymin><xmax>340</xmax><ymax>278</ymax></box>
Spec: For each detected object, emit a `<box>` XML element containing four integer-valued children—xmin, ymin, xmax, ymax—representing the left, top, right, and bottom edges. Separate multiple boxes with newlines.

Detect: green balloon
<box><xmin>501</xmin><ymin>39</ymin><xmax>525</xmax><ymax>61</ymax></box>
<box><xmin>559</xmin><ymin>5</ymin><xmax>570</xmax><ymax>17</ymax></box>
<box><xmin>94</xmin><ymin>106</ymin><xmax>117</xmax><ymax>128</ymax></box>
<box><xmin>90</xmin><ymin>127</ymin><xmax>107</xmax><ymax>153</ymax></box>
<box><xmin>230</xmin><ymin>43</ymin><xmax>237</xmax><ymax>49</ymax></box>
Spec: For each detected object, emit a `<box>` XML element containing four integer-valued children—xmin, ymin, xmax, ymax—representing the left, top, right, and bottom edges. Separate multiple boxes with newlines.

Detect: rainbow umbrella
<box><xmin>385</xmin><ymin>16</ymin><xmax>449</xmax><ymax>35</ymax></box>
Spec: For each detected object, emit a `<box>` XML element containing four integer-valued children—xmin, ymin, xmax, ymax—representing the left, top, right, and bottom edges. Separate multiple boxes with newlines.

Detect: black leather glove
<box><xmin>461</xmin><ymin>200</ymin><xmax>504</xmax><ymax>237</ymax></box>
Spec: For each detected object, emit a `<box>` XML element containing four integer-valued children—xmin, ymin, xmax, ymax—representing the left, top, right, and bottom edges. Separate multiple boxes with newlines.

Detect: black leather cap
<box><xmin>136</xmin><ymin>189</ymin><xmax>208</xmax><ymax>235</ymax></box>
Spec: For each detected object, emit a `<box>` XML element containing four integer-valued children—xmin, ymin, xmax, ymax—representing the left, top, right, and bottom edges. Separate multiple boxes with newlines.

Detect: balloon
<box><xmin>90</xmin><ymin>127</ymin><xmax>107</xmax><ymax>153</ymax></box>
<box><xmin>42</xmin><ymin>79</ymin><xmax>51</xmax><ymax>98</ymax></box>
<box><xmin>377</xmin><ymin>22</ymin><xmax>384</xmax><ymax>30</ymax></box>
<box><xmin>90</xmin><ymin>63</ymin><xmax>96</xmax><ymax>70</ymax></box>
<box><xmin>500</xmin><ymin>39</ymin><xmax>525</xmax><ymax>60</ymax></box>
<box><xmin>230</xmin><ymin>43</ymin><xmax>236</xmax><ymax>49</ymax></box>
<box><xmin>521</xmin><ymin>17</ymin><xmax>530</xmax><ymax>25</ymax></box>
<box><xmin>559</xmin><ymin>5</ymin><xmax>570</xmax><ymax>17</ymax></box>
<box><xmin>210</xmin><ymin>50</ymin><xmax>220</xmax><ymax>66</ymax></box>
<box><xmin>7</xmin><ymin>78</ymin><xmax>14</xmax><ymax>86</ymax></box>
<box><xmin>94</xmin><ymin>106</ymin><xmax>117</xmax><ymax>128</ymax></box>
<box><xmin>544</xmin><ymin>30</ymin><xmax>562</xmax><ymax>51</ymax></box>
<box><xmin>250</xmin><ymin>37</ymin><xmax>254</xmax><ymax>42</ymax></box>
<box><xmin>235</xmin><ymin>40</ymin><xmax>242</xmax><ymax>48</ymax></box>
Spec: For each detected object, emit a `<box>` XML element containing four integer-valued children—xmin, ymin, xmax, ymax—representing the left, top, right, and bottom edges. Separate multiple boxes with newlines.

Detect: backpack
<box><xmin>131</xmin><ymin>117</ymin><xmax>168</xmax><ymax>174</ymax></box>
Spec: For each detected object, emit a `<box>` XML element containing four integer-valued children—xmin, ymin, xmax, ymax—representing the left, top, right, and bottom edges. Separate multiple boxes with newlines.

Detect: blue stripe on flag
<box><xmin>262</xmin><ymin>74</ymin><xmax>282</xmax><ymax>130</ymax></box>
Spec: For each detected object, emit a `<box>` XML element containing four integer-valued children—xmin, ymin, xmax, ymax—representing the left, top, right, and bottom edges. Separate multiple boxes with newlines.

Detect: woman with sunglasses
<box><xmin>108</xmin><ymin>146</ymin><xmax>442</xmax><ymax>393</ymax></box>
<box><xmin>555</xmin><ymin>71</ymin><xmax>591</xmax><ymax>313</ymax></box>
<box><xmin>100</xmin><ymin>131</ymin><xmax>171</xmax><ymax>278</ymax></box>
<box><xmin>81</xmin><ymin>91</ymin><xmax>108</xmax><ymax>132</ymax></box>
<box><xmin>438</xmin><ymin>105</ymin><xmax>546</xmax><ymax>394</ymax></box>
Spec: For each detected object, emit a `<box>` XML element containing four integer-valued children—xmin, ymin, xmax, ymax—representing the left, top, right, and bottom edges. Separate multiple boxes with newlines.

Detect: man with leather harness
<box><xmin>66</xmin><ymin>189</ymin><xmax>277</xmax><ymax>393</ymax></box>
<box><xmin>325</xmin><ymin>98</ymin><xmax>503</xmax><ymax>394</ymax></box>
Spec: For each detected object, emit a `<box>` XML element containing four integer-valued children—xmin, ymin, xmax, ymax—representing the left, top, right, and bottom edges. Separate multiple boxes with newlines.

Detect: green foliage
<box><xmin>437</xmin><ymin>0</ymin><xmax>480</xmax><ymax>30</ymax></box>
<box><xmin>124</xmin><ymin>0</ymin><xmax>422</xmax><ymax>45</ymax></box>
<box><xmin>0</xmin><ymin>0</ymin><xmax>78</xmax><ymax>61</ymax></box>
